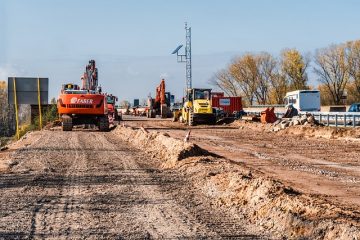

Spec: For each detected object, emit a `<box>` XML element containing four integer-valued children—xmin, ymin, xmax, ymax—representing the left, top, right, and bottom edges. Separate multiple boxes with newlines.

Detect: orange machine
<box><xmin>146</xmin><ymin>79</ymin><xmax>171</xmax><ymax>118</ymax></box>
<box><xmin>260</xmin><ymin>107</ymin><xmax>278</xmax><ymax>124</ymax></box>
<box><xmin>106</xmin><ymin>94</ymin><xmax>119</xmax><ymax>124</ymax></box>
<box><xmin>57</xmin><ymin>60</ymin><xmax>109</xmax><ymax>131</ymax></box>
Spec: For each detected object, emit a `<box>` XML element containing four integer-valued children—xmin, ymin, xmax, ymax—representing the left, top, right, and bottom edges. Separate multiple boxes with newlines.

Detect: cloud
<box><xmin>0</xmin><ymin>64</ymin><xmax>27</xmax><ymax>81</ymax></box>
<box><xmin>160</xmin><ymin>73</ymin><xmax>169</xmax><ymax>79</ymax></box>
<box><xmin>126</xmin><ymin>66</ymin><xmax>140</xmax><ymax>76</ymax></box>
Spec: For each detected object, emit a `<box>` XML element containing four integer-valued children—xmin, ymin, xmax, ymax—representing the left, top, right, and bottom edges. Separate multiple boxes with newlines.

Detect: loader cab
<box><xmin>165</xmin><ymin>92</ymin><xmax>171</xmax><ymax>107</ymax></box>
<box><xmin>181</xmin><ymin>88</ymin><xmax>215</xmax><ymax>126</ymax></box>
<box><xmin>186</xmin><ymin>88</ymin><xmax>212</xmax><ymax>102</ymax></box>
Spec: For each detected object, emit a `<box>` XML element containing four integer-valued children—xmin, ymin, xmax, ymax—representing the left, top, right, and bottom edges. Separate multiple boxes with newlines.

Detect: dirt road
<box><xmin>0</xmin><ymin>130</ymin><xmax>263</xmax><ymax>239</ymax></box>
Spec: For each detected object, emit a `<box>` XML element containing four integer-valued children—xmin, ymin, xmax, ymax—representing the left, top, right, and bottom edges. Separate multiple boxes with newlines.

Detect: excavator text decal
<box><xmin>70</xmin><ymin>97</ymin><xmax>93</xmax><ymax>104</ymax></box>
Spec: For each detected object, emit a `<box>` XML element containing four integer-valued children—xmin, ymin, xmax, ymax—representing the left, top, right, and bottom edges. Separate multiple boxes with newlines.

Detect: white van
<box><xmin>284</xmin><ymin>90</ymin><xmax>321</xmax><ymax>112</ymax></box>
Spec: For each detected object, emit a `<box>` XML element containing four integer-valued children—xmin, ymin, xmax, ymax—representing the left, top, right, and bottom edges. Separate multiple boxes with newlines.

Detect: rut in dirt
<box><xmin>0</xmin><ymin>130</ymin><xmax>263</xmax><ymax>239</ymax></box>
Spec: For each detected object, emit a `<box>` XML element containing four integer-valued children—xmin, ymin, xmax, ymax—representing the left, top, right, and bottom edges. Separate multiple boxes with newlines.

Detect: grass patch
<box><xmin>14</xmin><ymin>101</ymin><xmax>59</xmax><ymax>140</ymax></box>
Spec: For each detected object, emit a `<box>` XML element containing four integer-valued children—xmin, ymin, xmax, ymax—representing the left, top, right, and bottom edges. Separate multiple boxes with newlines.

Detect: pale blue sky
<box><xmin>1</xmin><ymin>0</ymin><xmax>360</xmax><ymax>102</ymax></box>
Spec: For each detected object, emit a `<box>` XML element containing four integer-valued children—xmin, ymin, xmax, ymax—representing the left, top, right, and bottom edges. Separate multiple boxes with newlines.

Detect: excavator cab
<box><xmin>61</xmin><ymin>83</ymin><xmax>80</xmax><ymax>93</ymax></box>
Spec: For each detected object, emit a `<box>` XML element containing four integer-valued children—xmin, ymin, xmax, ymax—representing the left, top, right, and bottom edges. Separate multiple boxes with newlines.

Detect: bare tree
<box><xmin>229</xmin><ymin>55</ymin><xmax>258</xmax><ymax>105</ymax></box>
<box><xmin>346</xmin><ymin>40</ymin><xmax>360</xmax><ymax>98</ymax></box>
<box><xmin>268</xmin><ymin>72</ymin><xmax>287</xmax><ymax>104</ymax></box>
<box><xmin>314</xmin><ymin>44</ymin><xmax>350</xmax><ymax>105</ymax></box>
<box><xmin>0</xmin><ymin>81</ymin><xmax>16</xmax><ymax>137</ymax></box>
<box><xmin>209</xmin><ymin>69</ymin><xmax>240</xmax><ymax>96</ymax></box>
<box><xmin>256</xmin><ymin>53</ymin><xmax>277</xmax><ymax>104</ymax></box>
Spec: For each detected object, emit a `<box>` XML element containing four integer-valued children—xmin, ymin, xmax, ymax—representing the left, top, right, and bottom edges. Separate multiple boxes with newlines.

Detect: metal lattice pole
<box><xmin>185</xmin><ymin>23</ymin><xmax>192</xmax><ymax>89</ymax></box>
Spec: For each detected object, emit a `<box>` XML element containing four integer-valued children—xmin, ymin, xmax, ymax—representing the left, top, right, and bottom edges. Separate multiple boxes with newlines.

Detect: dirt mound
<box><xmin>233</xmin><ymin>120</ymin><xmax>360</xmax><ymax>141</ymax></box>
<box><xmin>170</xmin><ymin>157</ymin><xmax>360</xmax><ymax>239</ymax></box>
<box><xmin>0</xmin><ymin>131</ymin><xmax>45</xmax><ymax>172</ymax></box>
<box><xmin>114</xmin><ymin>125</ymin><xmax>360</xmax><ymax>239</ymax></box>
<box><xmin>201</xmin><ymin>169</ymin><xmax>360</xmax><ymax>239</ymax></box>
<box><xmin>113</xmin><ymin>126</ymin><xmax>213</xmax><ymax>168</ymax></box>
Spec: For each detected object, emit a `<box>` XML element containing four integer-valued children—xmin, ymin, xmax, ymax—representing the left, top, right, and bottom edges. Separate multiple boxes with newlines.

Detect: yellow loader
<box><xmin>177</xmin><ymin>88</ymin><xmax>216</xmax><ymax>126</ymax></box>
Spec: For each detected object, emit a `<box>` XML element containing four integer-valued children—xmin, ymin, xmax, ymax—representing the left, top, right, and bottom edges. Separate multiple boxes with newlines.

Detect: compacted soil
<box><xmin>0</xmin><ymin>129</ymin><xmax>264</xmax><ymax>239</ymax></box>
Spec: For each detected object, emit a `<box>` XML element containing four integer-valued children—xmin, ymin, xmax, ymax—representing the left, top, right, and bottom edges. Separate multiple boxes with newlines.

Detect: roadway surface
<box><xmin>0</xmin><ymin>130</ymin><xmax>263</xmax><ymax>239</ymax></box>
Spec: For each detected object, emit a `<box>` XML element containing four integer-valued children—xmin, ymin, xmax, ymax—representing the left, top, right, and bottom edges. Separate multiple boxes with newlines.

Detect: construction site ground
<box><xmin>123</xmin><ymin>116</ymin><xmax>360</xmax><ymax>208</ymax></box>
<box><xmin>1</xmin><ymin>116</ymin><xmax>360</xmax><ymax>239</ymax></box>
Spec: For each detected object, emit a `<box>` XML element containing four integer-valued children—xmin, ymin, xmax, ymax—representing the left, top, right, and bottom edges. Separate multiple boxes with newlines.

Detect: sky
<box><xmin>1</xmin><ymin>0</ymin><xmax>360</xmax><ymax>103</ymax></box>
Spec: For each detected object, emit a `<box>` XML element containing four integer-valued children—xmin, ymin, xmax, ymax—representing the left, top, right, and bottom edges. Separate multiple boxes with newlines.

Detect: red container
<box><xmin>212</xmin><ymin>96</ymin><xmax>243</xmax><ymax>115</ymax></box>
<box><xmin>211</xmin><ymin>92</ymin><xmax>225</xmax><ymax>98</ymax></box>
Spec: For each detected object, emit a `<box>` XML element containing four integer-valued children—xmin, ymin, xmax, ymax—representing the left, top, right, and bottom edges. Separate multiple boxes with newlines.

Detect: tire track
<box><xmin>0</xmin><ymin>130</ymin><xmax>264</xmax><ymax>239</ymax></box>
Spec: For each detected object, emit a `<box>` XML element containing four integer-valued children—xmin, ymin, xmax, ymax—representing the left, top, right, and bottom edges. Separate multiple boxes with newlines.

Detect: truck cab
<box><xmin>348</xmin><ymin>103</ymin><xmax>360</xmax><ymax>112</ymax></box>
<box><xmin>284</xmin><ymin>90</ymin><xmax>321</xmax><ymax>112</ymax></box>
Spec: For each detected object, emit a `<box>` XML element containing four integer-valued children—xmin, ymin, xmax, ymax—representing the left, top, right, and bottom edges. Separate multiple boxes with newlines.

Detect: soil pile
<box><xmin>114</xmin><ymin>125</ymin><xmax>360</xmax><ymax>239</ymax></box>
<box><xmin>113</xmin><ymin>126</ymin><xmax>212</xmax><ymax>168</ymax></box>
<box><xmin>234</xmin><ymin>120</ymin><xmax>360</xmax><ymax>141</ymax></box>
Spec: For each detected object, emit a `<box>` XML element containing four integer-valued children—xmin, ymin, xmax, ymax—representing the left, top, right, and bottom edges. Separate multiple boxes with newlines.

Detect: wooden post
<box><xmin>37</xmin><ymin>78</ymin><xmax>42</xmax><ymax>129</ymax></box>
<box><xmin>13</xmin><ymin>77</ymin><xmax>19</xmax><ymax>139</ymax></box>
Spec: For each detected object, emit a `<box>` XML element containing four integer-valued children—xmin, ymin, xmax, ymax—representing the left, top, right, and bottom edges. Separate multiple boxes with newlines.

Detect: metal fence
<box><xmin>300</xmin><ymin>112</ymin><xmax>360</xmax><ymax>128</ymax></box>
<box><xmin>245</xmin><ymin>111</ymin><xmax>360</xmax><ymax>128</ymax></box>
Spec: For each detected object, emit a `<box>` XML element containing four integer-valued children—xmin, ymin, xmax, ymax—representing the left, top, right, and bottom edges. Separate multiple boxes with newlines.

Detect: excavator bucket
<box><xmin>260</xmin><ymin>107</ymin><xmax>277</xmax><ymax>124</ymax></box>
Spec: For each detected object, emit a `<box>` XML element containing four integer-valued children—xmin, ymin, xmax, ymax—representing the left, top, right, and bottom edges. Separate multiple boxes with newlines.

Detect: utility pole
<box><xmin>172</xmin><ymin>22</ymin><xmax>192</xmax><ymax>91</ymax></box>
<box><xmin>185</xmin><ymin>23</ymin><xmax>192</xmax><ymax>89</ymax></box>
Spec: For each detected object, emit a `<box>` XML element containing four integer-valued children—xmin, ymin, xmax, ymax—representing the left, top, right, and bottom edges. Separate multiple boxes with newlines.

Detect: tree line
<box><xmin>0</xmin><ymin>81</ymin><xmax>16</xmax><ymax>137</ymax></box>
<box><xmin>210</xmin><ymin>40</ymin><xmax>360</xmax><ymax>106</ymax></box>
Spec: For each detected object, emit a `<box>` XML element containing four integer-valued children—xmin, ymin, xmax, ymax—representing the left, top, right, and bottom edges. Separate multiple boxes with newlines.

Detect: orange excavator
<box><xmin>146</xmin><ymin>79</ymin><xmax>171</xmax><ymax>118</ymax></box>
<box><xmin>106</xmin><ymin>94</ymin><xmax>120</xmax><ymax>124</ymax></box>
<box><xmin>57</xmin><ymin>60</ymin><xmax>109</xmax><ymax>131</ymax></box>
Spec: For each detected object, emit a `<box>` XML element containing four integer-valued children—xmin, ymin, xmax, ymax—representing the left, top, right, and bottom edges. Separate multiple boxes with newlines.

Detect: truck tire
<box><xmin>160</xmin><ymin>104</ymin><xmax>168</xmax><ymax>118</ymax></box>
<box><xmin>172</xmin><ymin>113</ymin><xmax>178</xmax><ymax>122</ymax></box>
<box><xmin>211</xmin><ymin>115</ymin><xmax>217</xmax><ymax>125</ymax></box>
<box><xmin>99</xmin><ymin>117</ymin><xmax>110</xmax><ymax>132</ymax></box>
<box><xmin>188</xmin><ymin>110</ymin><xmax>194</xmax><ymax>126</ymax></box>
<box><xmin>62</xmin><ymin>115</ymin><xmax>73</xmax><ymax>131</ymax></box>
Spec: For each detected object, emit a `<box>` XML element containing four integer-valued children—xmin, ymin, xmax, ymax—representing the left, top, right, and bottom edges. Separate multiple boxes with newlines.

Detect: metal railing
<box><xmin>299</xmin><ymin>112</ymin><xmax>360</xmax><ymax>128</ymax></box>
<box><xmin>245</xmin><ymin>111</ymin><xmax>360</xmax><ymax>128</ymax></box>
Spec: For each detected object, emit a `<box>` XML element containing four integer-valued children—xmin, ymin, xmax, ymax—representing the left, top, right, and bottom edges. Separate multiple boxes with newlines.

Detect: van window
<box><xmin>289</xmin><ymin>98</ymin><xmax>296</xmax><ymax>104</ymax></box>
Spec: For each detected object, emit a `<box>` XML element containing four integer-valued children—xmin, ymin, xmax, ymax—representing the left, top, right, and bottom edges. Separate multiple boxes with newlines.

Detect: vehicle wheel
<box><xmin>99</xmin><ymin>117</ymin><xmax>110</xmax><ymax>132</ymax></box>
<box><xmin>211</xmin><ymin>115</ymin><xmax>217</xmax><ymax>125</ymax></box>
<box><xmin>188</xmin><ymin>110</ymin><xmax>194</xmax><ymax>126</ymax></box>
<box><xmin>151</xmin><ymin>109</ymin><xmax>156</xmax><ymax>118</ymax></box>
<box><xmin>62</xmin><ymin>115</ymin><xmax>73</xmax><ymax>131</ymax></box>
<box><xmin>160</xmin><ymin>104</ymin><xmax>167</xmax><ymax>118</ymax></box>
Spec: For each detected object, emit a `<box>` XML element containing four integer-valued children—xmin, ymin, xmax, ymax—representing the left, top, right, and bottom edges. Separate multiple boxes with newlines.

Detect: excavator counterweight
<box><xmin>57</xmin><ymin>60</ymin><xmax>109</xmax><ymax>131</ymax></box>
